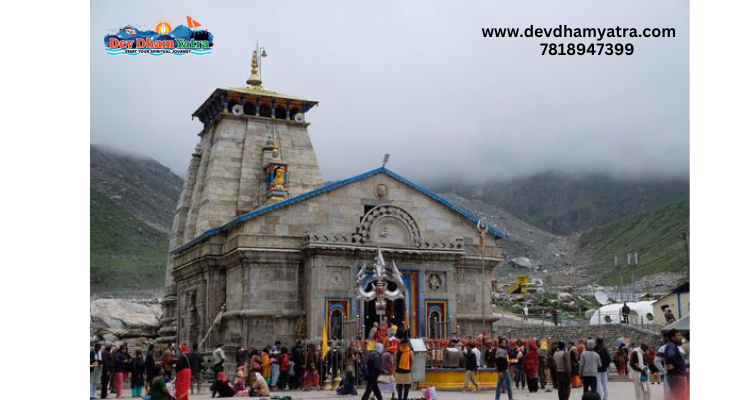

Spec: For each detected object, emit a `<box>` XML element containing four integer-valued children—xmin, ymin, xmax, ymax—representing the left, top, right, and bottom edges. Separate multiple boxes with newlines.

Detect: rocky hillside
<box><xmin>90</xmin><ymin>298</ymin><xmax>163</xmax><ymax>349</ymax></box>
<box><xmin>440</xmin><ymin>193</ymin><xmax>575</xmax><ymax>275</ymax></box>
<box><xmin>90</xmin><ymin>145</ymin><xmax>183</xmax><ymax>233</ymax></box>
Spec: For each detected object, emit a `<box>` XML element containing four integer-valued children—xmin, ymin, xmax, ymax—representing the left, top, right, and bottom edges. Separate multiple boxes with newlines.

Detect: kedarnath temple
<box><xmin>160</xmin><ymin>51</ymin><xmax>504</xmax><ymax>359</ymax></box>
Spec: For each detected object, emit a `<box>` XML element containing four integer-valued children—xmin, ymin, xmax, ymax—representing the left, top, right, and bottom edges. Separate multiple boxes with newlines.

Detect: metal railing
<box><xmin>493</xmin><ymin>310</ymin><xmax>664</xmax><ymax>333</ymax></box>
<box><xmin>427</xmin><ymin>320</ymin><xmax>467</xmax><ymax>339</ymax></box>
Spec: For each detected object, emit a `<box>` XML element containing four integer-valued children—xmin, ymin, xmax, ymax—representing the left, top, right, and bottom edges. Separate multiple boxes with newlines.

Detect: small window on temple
<box><xmin>244</xmin><ymin>102</ymin><xmax>256</xmax><ymax>116</ymax></box>
<box><xmin>275</xmin><ymin>105</ymin><xmax>287</xmax><ymax>119</ymax></box>
<box><xmin>259</xmin><ymin>104</ymin><xmax>272</xmax><ymax>118</ymax></box>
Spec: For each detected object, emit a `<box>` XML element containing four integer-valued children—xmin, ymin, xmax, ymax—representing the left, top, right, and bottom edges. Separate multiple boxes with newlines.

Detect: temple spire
<box><xmin>246</xmin><ymin>50</ymin><xmax>262</xmax><ymax>88</ymax></box>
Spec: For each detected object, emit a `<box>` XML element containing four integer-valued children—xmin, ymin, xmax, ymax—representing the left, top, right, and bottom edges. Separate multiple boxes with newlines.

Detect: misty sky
<box><xmin>91</xmin><ymin>0</ymin><xmax>689</xmax><ymax>183</ymax></box>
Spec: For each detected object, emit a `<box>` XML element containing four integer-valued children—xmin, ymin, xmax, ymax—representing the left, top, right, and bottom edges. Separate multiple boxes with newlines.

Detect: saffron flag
<box><xmin>404</xmin><ymin>301</ymin><xmax>410</xmax><ymax>332</ymax></box>
<box><xmin>322</xmin><ymin>324</ymin><xmax>328</xmax><ymax>358</ymax></box>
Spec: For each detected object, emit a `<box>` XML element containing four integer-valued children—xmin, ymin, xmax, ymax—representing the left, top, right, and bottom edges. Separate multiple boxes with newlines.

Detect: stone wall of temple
<box><xmin>166</xmin><ymin>114</ymin><xmax>323</xmax><ymax>287</ymax></box>
<box><xmin>170</xmin><ymin>170</ymin><xmax>503</xmax><ymax>350</ymax></box>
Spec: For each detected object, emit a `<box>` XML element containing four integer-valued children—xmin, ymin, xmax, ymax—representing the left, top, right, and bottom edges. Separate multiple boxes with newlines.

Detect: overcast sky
<box><xmin>91</xmin><ymin>0</ymin><xmax>688</xmax><ymax>184</ymax></box>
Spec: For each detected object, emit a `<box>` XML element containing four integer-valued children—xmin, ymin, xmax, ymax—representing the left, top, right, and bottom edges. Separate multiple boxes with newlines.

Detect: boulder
<box><xmin>509</xmin><ymin>257</ymin><xmax>540</xmax><ymax>271</ymax></box>
<box><xmin>102</xmin><ymin>333</ymin><xmax>120</xmax><ymax>344</ymax></box>
<box><xmin>558</xmin><ymin>292</ymin><xmax>574</xmax><ymax>302</ymax></box>
<box><xmin>91</xmin><ymin>299</ymin><xmax>162</xmax><ymax>337</ymax></box>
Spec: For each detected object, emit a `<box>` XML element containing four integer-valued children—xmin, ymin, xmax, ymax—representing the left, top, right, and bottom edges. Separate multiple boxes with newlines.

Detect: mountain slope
<box><xmin>90</xmin><ymin>145</ymin><xmax>183</xmax><ymax>233</ymax></box>
<box><xmin>90</xmin><ymin>189</ymin><xmax>169</xmax><ymax>292</ymax></box>
<box><xmin>440</xmin><ymin>193</ymin><xmax>574</xmax><ymax>273</ymax></box>
<box><xmin>436</xmin><ymin>173</ymin><xmax>689</xmax><ymax>235</ymax></box>
<box><xmin>576</xmin><ymin>197</ymin><xmax>690</xmax><ymax>285</ymax></box>
<box><xmin>90</xmin><ymin>145</ymin><xmax>183</xmax><ymax>294</ymax></box>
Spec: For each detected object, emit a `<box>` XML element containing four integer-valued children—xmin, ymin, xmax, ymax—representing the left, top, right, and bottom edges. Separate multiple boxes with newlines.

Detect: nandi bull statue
<box><xmin>356</xmin><ymin>247</ymin><xmax>407</xmax><ymax>317</ymax></box>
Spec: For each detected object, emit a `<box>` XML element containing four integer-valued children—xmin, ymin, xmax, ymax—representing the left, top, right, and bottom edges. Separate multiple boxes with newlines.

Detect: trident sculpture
<box><xmin>356</xmin><ymin>247</ymin><xmax>407</xmax><ymax>321</ymax></box>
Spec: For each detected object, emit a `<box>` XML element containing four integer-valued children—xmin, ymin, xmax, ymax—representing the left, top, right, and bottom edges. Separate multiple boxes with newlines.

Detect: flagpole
<box><xmin>481</xmin><ymin>239</ymin><xmax>486</xmax><ymax>336</ymax></box>
<box><xmin>478</xmin><ymin>220</ymin><xmax>487</xmax><ymax>334</ymax></box>
<box><xmin>478</xmin><ymin>220</ymin><xmax>487</xmax><ymax>355</ymax></box>
<box><xmin>198</xmin><ymin>303</ymin><xmax>226</xmax><ymax>351</ymax></box>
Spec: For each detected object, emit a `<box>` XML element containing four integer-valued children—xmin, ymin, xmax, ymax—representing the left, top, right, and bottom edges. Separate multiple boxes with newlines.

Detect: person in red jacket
<box><xmin>524</xmin><ymin>342</ymin><xmax>540</xmax><ymax>393</ymax></box>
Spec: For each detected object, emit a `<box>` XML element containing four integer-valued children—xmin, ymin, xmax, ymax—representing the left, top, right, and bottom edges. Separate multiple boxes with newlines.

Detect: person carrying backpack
<box><xmin>360</xmin><ymin>343</ymin><xmax>384</xmax><ymax>400</ymax></box>
<box><xmin>595</xmin><ymin>337</ymin><xmax>611</xmax><ymax>400</ymax></box>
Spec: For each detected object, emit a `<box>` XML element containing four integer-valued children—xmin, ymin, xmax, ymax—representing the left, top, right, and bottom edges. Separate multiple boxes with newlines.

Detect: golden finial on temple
<box><xmin>246</xmin><ymin>50</ymin><xmax>262</xmax><ymax>88</ymax></box>
<box><xmin>272</xmin><ymin>135</ymin><xmax>279</xmax><ymax>158</ymax></box>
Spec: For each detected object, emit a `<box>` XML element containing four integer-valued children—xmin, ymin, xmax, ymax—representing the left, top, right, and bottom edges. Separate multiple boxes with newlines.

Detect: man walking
<box><xmin>464</xmin><ymin>343</ymin><xmax>479</xmax><ymax>392</ymax></box>
<box><xmin>629</xmin><ymin>343</ymin><xmax>651</xmax><ymax>400</ymax></box>
<box><xmin>655</xmin><ymin>334</ymin><xmax>672</xmax><ymax>400</ymax></box>
<box><xmin>212</xmin><ymin>343</ymin><xmax>226</xmax><ymax>374</ymax></box>
<box><xmin>494</xmin><ymin>337</ymin><xmax>513</xmax><ymax>400</ymax></box>
<box><xmin>188</xmin><ymin>343</ymin><xmax>205</xmax><ymax>395</ymax></box>
<box><xmin>621</xmin><ymin>302</ymin><xmax>631</xmax><ymax>324</ymax></box>
<box><xmin>100</xmin><ymin>344</ymin><xmax>113</xmax><ymax>399</ymax></box>
<box><xmin>361</xmin><ymin>343</ymin><xmax>384</xmax><ymax>400</ymax></box>
<box><xmin>595</xmin><ymin>337</ymin><xmax>611</xmax><ymax>400</ymax></box>
<box><xmin>553</xmin><ymin>342</ymin><xmax>571</xmax><ymax>400</ymax></box>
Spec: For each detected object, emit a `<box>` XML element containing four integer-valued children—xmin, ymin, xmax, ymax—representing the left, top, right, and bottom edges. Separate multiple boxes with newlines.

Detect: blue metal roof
<box><xmin>171</xmin><ymin>167</ymin><xmax>504</xmax><ymax>254</ymax></box>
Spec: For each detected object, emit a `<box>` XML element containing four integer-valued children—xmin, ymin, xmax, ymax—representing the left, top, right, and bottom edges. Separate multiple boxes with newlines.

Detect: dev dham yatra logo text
<box><xmin>104</xmin><ymin>16</ymin><xmax>213</xmax><ymax>56</ymax></box>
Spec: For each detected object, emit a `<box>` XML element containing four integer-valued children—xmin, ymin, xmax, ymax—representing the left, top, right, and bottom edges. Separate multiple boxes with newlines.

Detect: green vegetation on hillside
<box><xmin>578</xmin><ymin>197</ymin><xmax>689</xmax><ymax>285</ymax></box>
<box><xmin>90</xmin><ymin>189</ymin><xmax>167</xmax><ymax>292</ymax></box>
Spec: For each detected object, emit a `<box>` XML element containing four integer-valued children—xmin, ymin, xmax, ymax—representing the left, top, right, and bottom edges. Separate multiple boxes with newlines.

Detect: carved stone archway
<box><xmin>354</xmin><ymin>205</ymin><xmax>422</xmax><ymax>247</ymax></box>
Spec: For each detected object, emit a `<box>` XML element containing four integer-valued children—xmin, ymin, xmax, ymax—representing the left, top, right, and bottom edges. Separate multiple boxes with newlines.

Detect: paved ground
<box><xmin>99</xmin><ymin>381</ymin><xmax>666</xmax><ymax>400</ymax></box>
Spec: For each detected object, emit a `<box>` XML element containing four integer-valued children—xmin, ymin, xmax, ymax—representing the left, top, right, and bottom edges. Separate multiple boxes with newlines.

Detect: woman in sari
<box><xmin>261</xmin><ymin>347</ymin><xmax>272</xmax><ymax>384</ymax></box>
<box><xmin>303</xmin><ymin>362</ymin><xmax>321</xmax><ymax>390</ymax></box>
<box><xmin>175</xmin><ymin>344</ymin><xmax>193</xmax><ymax>400</ymax></box>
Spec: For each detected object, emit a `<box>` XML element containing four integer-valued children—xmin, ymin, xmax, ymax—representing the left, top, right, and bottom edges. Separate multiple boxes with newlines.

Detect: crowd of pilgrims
<box><xmin>90</xmin><ymin>324</ymin><xmax>689</xmax><ymax>400</ymax></box>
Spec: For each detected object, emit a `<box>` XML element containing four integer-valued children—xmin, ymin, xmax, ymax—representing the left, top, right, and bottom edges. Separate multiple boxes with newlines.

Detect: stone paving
<box><xmin>98</xmin><ymin>381</ymin><xmax>666</xmax><ymax>400</ymax></box>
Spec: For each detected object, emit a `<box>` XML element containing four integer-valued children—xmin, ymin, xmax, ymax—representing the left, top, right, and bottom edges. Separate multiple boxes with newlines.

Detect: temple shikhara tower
<box><xmin>162</xmin><ymin>50</ymin><xmax>504</xmax><ymax>362</ymax></box>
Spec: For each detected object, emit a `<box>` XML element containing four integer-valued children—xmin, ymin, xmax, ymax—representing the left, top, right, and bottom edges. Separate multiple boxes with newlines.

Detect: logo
<box><xmin>104</xmin><ymin>16</ymin><xmax>213</xmax><ymax>56</ymax></box>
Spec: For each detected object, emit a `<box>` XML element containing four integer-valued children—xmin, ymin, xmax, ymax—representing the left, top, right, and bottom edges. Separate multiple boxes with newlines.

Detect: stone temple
<box><xmin>161</xmin><ymin>51</ymin><xmax>504</xmax><ymax>359</ymax></box>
